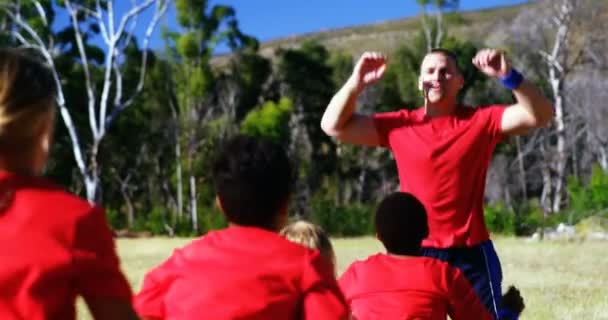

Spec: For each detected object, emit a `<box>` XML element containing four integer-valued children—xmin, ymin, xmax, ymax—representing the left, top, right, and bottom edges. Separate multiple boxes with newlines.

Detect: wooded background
<box><xmin>1</xmin><ymin>0</ymin><xmax>606</xmax><ymax>236</ymax></box>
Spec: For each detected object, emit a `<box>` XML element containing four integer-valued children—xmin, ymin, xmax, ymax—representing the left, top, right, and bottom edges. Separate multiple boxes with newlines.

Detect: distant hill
<box><xmin>212</xmin><ymin>1</ymin><xmax>533</xmax><ymax>66</ymax></box>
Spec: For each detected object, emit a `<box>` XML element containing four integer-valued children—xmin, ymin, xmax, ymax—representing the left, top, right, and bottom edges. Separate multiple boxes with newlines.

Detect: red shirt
<box><xmin>0</xmin><ymin>171</ymin><xmax>132</xmax><ymax>319</ymax></box>
<box><xmin>134</xmin><ymin>225</ymin><xmax>348</xmax><ymax>320</ymax></box>
<box><xmin>339</xmin><ymin>254</ymin><xmax>492</xmax><ymax>320</ymax></box>
<box><xmin>373</xmin><ymin>105</ymin><xmax>506</xmax><ymax>248</ymax></box>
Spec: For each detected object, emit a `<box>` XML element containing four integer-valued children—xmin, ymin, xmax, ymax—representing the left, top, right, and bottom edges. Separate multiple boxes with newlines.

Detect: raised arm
<box><xmin>472</xmin><ymin>49</ymin><xmax>553</xmax><ymax>135</ymax></box>
<box><xmin>321</xmin><ymin>52</ymin><xmax>386</xmax><ymax>146</ymax></box>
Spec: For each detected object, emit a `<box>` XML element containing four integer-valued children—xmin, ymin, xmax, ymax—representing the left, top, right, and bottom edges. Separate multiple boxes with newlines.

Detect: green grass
<box><xmin>78</xmin><ymin>236</ymin><xmax>608</xmax><ymax>319</ymax></box>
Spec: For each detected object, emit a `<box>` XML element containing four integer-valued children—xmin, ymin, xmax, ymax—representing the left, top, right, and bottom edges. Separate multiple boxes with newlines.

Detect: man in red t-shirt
<box><xmin>322</xmin><ymin>48</ymin><xmax>552</xmax><ymax>319</ymax></box>
<box><xmin>134</xmin><ymin>135</ymin><xmax>348</xmax><ymax>320</ymax></box>
<box><xmin>339</xmin><ymin>192</ymin><xmax>493</xmax><ymax>320</ymax></box>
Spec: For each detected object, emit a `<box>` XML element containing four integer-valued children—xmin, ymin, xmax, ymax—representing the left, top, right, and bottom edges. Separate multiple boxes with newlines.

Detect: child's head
<box><xmin>280</xmin><ymin>220</ymin><xmax>336</xmax><ymax>269</ymax></box>
<box><xmin>212</xmin><ymin>134</ymin><xmax>293</xmax><ymax>231</ymax></box>
<box><xmin>375</xmin><ymin>192</ymin><xmax>428</xmax><ymax>256</ymax></box>
<box><xmin>0</xmin><ymin>48</ymin><xmax>56</xmax><ymax>175</ymax></box>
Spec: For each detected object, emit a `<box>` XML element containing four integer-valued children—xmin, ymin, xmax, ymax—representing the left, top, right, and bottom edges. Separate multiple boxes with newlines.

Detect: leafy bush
<box><xmin>199</xmin><ymin>206</ymin><xmax>228</xmax><ymax>234</ymax></box>
<box><xmin>484</xmin><ymin>203</ymin><xmax>515</xmax><ymax>235</ymax></box>
<box><xmin>134</xmin><ymin>206</ymin><xmax>168</xmax><ymax>235</ymax></box>
<box><xmin>241</xmin><ymin>98</ymin><xmax>293</xmax><ymax>143</ymax></box>
<box><xmin>310</xmin><ymin>197</ymin><xmax>374</xmax><ymax>237</ymax></box>
<box><xmin>567</xmin><ymin>165</ymin><xmax>608</xmax><ymax>222</ymax></box>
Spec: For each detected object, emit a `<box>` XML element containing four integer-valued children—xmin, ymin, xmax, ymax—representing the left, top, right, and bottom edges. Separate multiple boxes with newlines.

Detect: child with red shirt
<box><xmin>339</xmin><ymin>192</ymin><xmax>497</xmax><ymax>320</ymax></box>
<box><xmin>0</xmin><ymin>49</ymin><xmax>136</xmax><ymax>319</ymax></box>
<box><xmin>134</xmin><ymin>135</ymin><xmax>348</xmax><ymax>320</ymax></box>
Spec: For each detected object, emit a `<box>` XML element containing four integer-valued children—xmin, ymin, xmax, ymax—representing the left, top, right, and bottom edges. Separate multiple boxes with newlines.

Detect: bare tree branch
<box><xmin>106</xmin><ymin>0</ymin><xmax>169</xmax><ymax>128</ymax></box>
<box><xmin>64</xmin><ymin>0</ymin><xmax>100</xmax><ymax>137</ymax></box>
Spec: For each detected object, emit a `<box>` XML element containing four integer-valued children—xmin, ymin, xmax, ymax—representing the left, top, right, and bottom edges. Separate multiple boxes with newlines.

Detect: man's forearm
<box><xmin>321</xmin><ymin>77</ymin><xmax>361</xmax><ymax>136</ymax></box>
<box><xmin>512</xmin><ymin>80</ymin><xmax>554</xmax><ymax>127</ymax></box>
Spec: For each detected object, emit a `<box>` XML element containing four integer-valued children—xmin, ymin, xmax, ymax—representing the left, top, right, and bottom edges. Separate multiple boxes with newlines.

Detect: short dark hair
<box><xmin>375</xmin><ymin>192</ymin><xmax>429</xmax><ymax>255</ymax></box>
<box><xmin>422</xmin><ymin>48</ymin><xmax>461</xmax><ymax>73</ymax></box>
<box><xmin>212</xmin><ymin>134</ymin><xmax>293</xmax><ymax>229</ymax></box>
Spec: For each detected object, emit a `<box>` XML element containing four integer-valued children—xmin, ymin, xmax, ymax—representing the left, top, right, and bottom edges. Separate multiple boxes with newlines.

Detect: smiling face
<box><xmin>418</xmin><ymin>51</ymin><xmax>464</xmax><ymax>107</ymax></box>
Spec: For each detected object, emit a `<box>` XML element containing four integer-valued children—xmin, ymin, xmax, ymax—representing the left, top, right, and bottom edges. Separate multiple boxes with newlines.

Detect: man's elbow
<box><xmin>320</xmin><ymin>119</ymin><xmax>340</xmax><ymax>137</ymax></box>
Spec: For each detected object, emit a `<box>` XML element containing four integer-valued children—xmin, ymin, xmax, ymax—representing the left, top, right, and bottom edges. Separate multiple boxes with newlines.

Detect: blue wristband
<box><xmin>500</xmin><ymin>68</ymin><xmax>524</xmax><ymax>90</ymax></box>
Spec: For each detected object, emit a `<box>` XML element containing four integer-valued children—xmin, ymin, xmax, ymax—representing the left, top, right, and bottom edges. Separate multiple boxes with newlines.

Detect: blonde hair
<box><xmin>0</xmin><ymin>48</ymin><xmax>55</xmax><ymax>161</ymax></box>
<box><xmin>280</xmin><ymin>220</ymin><xmax>336</xmax><ymax>270</ymax></box>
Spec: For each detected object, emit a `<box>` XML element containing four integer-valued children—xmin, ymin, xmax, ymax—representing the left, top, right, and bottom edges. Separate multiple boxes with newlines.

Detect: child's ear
<box><xmin>215</xmin><ymin>196</ymin><xmax>225</xmax><ymax>213</ymax></box>
<box><xmin>276</xmin><ymin>199</ymin><xmax>289</xmax><ymax>230</ymax></box>
<box><xmin>418</xmin><ymin>77</ymin><xmax>423</xmax><ymax>91</ymax></box>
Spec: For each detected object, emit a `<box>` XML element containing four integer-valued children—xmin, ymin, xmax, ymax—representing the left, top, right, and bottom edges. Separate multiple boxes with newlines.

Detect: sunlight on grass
<box><xmin>77</xmin><ymin>236</ymin><xmax>608</xmax><ymax>319</ymax></box>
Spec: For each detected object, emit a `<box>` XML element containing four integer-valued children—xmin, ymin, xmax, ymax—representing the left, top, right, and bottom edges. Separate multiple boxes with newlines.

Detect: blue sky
<box><xmin>203</xmin><ymin>0</ymin><xmax>529</xmax><ymax>43</ymax></box>
<box><xmin>61</xmin><ymin>0</ymin><xmax>530</xmax><ymax>52</ymax></box>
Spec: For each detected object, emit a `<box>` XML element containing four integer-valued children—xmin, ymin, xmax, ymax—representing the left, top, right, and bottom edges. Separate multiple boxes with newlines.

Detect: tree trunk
<box><xmin>515</xmin><ymin>136</ymin><xmax>528</xmax><ymax>201</ymax></box>
<box><xmin>434</xmin><ymin>8</ymin><xmax>443</xmax><ymax>48</ymax></box>
<box><xmin>551</xmin><ymin>77</ymin><xmax>566</xmax><ymax>213</ymax></box>
<box><xmin>175</xmin><ymin>142</ymin><xmax>184</xmax><ymax>219</ymax></box>
<box><xmin>121</xmin><ymin>187</ymin><xmax>135</xmax><ymax>229</ymax></box>
<box><xmin>599</xmin><ymin>147</ymin><xmax>608</xmax><ymax>172</ymax></box>
<box><xmin>189</xmin><ymin>175</ymin><xmax>198</xmax><ymax>234</ymax></box>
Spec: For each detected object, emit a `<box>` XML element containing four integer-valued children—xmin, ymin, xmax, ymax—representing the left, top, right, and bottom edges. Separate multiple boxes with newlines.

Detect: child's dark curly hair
<box><xmin>212</xmin><ymin>135</ymin><xmax>293</xmax><ymax>229</ymax></box>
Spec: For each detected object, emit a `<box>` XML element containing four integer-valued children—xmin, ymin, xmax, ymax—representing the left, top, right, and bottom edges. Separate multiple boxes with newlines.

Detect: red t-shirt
<box><xmin>0</xmin><ymin>171</ymin><xmax>132</xmax><ymax>319</ymax></box>
<box><xmin>134</xmin><ymin>225</ymin><xmax>348</xmax><ymax>319</ymax></box>
<box><xmin>339</xmin><ymin>254</ymin><xmax>492</xmax><ymax>320</ymax></box>
<box><xmin>373</xmin><ymin>105</ymin><xmax>506</xmax><ymax>248</ymax></box>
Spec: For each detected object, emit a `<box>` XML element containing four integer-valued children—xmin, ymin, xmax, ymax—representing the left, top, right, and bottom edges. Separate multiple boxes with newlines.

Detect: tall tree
<box><xmin>416</xmin><ymin>0</ymin><xmax>459</xmax><ymax>51</ymax></box>
<box><xmin>276</xmin><ymin>41</ymin><xmax>338</xmax><ymax>216</ymax></box>
<box><xmin>165</xmin><ymin>0</ymin><xmax>260</xmax><ymax>233</ymax></box>
<box><xmin>1</xmin><ymin>0</ymin><xmax>169</xmax><ymax>202</ymax></box>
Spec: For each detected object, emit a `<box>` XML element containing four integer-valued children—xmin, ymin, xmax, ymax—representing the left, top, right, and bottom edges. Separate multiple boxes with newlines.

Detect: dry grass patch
<box><xmin>77</xmin><ymin>236</ymin><xmax>608</xmax><ymax>319</ymax></box>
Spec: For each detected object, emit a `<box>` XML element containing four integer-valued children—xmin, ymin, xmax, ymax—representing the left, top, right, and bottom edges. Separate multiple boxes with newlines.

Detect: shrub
<box><xmin>484</xmin><ymin>203</ymin><xmax>515</xmax><ymax>235</ymax></box>
<box><xmin>310</xmin><ymin>196</ymin><xmax>374</xmax><ymax>237</ymax></box>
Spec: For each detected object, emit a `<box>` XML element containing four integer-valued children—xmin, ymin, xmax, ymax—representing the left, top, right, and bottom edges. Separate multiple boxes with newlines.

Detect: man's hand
<box><xmin>501</xmin><ymin>285</ymin><xmax>525</xmax><ymax>317</ymax></box>
<box><xmin>472</xmin><ymin>49</ymin><xmax>511</xmax><ymax>78</ymax></box>
<box><xmin>350</xmin><ymin>52</ymin><xmax>387</xmax><ymax>92</ymax></box>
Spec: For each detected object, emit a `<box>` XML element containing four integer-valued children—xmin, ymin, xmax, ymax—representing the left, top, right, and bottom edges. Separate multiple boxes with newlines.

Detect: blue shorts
<box><xmin>422</xmin><ymin>240</ymin><xmax>507</xmax><ymax>319</ymax></box>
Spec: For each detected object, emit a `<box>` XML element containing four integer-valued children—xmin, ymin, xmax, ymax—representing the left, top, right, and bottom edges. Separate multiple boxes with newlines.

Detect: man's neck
<box><xmin>424</xmin><ymin>100</ymin><xmax>458</xmax><ymax>118</ymax></box>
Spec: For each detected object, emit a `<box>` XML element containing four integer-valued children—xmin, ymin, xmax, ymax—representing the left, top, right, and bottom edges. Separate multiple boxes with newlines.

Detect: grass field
<box><xmin>78</xmin><ymin>236</ymin><xmax>608</xmax><ymax>319</ymax></box>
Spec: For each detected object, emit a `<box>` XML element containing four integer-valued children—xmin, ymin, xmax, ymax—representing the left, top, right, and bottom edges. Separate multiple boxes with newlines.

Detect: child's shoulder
<box><xmin>4</xmin><ymin>174</ymin><xmax>100</xmax><ymax>229</ymax></box>
<box><xmin>181</xmin><ymin>226</ymin><xmax>318</xmax><ymax>260</ymax></box>
<box><xmin>417</xmin><ymin>256</ymin><xmax>454</xmax><ymax>271</ymax></box>
<box><xmin>13</xmin><ymin>174</ymin><xmax>93</xmax><ymax>213</ymax></box>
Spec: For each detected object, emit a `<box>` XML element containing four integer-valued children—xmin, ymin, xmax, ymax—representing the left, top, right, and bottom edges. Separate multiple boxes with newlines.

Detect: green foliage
<box><xmin>176</xmin><ymin>32</ymin><xmax>201</xmax><ymax>58</ymax></box>
<box><xmin>328</xmin><ymin>51</ymin><xmax>354</xmax><ymax>88</ymax></box>
<box><xmin>444</xmin><ymin>12</ymin><xmax>467</xmax><ymax>25</ymax></box>
<box><xmin>512</xmin><ymin>200</ymin><xmax>545</xmax><ymax>236</ymax></box>
<box><xmin>309</xmin><ymin>192</ymin><xmax>374</xmax><ymax>236</ymax></box>
<box><xmin>567</xmin><ymin>165</ymin><xmax>608</xmax><ymax>221</ymax></box>
<box><xmin>382</xmin><ymin>46</ymin><xmax>423</xmax><ymax>109</ymax></box>
<box><xmin>276</xmin><ymin>40</ymin><xmax>339</xmax><ymax>209</ymax></box>
<box><xmin>105</xmin><ymin>208</ymin><xmax>122</xmax><ymax>230</ymax></box>
<box><xmin>199</xmin><ymin>205</ymin><xmax>229</xmax><ymax>233</ymax></box>
<box><xmin>484</xmin><ymin>203</ymin><xmax>516</xmax><ymax>234</ymax></box>
<box><xmin>135</xmin><ymin>206</ymin><xmax>169</xmax><ymax>235</ymax></box>
<box><xmin>241</xmin><ymin>98</ymin><xmax>293</xmax><ymax>143</ymax></box>
<box><xmin>231</xmin><ymin>53</ymin><xmax>272</xmax><ymax>121</ymax></box>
